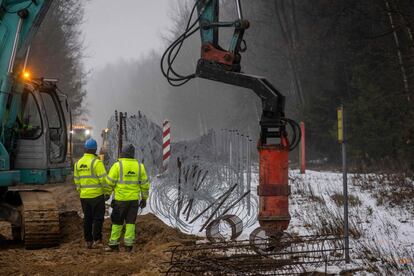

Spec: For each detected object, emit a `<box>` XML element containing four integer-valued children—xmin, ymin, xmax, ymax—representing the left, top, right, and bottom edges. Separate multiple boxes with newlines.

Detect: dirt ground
<box><xmin>0</xmin><ymin>180</ymin><xmax>197</xmax><ymax>276</ymax></box>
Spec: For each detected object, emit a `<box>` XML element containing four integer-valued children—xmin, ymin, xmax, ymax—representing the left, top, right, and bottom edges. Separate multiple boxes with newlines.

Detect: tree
<box><xmin>28</xmin><ymin>0</ymin><xmax>88</xmax><ymax>119</ymax></box>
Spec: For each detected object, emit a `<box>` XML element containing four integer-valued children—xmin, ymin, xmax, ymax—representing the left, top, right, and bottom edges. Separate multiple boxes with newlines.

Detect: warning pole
<box><xmin>162</xmin><ymin>120</ymin><xmax>171</xmax><ymax>172</ymax></box>
<box><xmin>338</xmin><ymin>106</ymin><xmax>350</xmax><ymax>263</ymax></box>
<box><xmin>300</xmin><ymin>122</ymin><xmax>306</xmax><ymax>174</ymax></box>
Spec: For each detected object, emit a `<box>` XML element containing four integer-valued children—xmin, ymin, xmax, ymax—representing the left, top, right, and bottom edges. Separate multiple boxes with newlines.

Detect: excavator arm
<box><xmin>197</xmin><ymin>0</ymin><xmax>249</xmax><ymax>72</ymax></box>
<box><xmin>162</xmin><ymin>0</ymin><xmax>301</xmax><ymax>237</ymax></box>
<box><xmin>195</xmin><ymin>0</ymin><xmax>293</xmax><ymax>145</ymax></box>
<box><xmin>196</xmin><ymin>61</ymin><xmax>287</xmax><ymax>145</ymax></box>
<box><xmin>195</xmin><ymin>0</ymin><xmax>300</xmax><ymax>237</ymax></box>
<box><xmin>0</xmin><ymin>0</ymin><xmax>52</xmax><ymax>77</ymax></box>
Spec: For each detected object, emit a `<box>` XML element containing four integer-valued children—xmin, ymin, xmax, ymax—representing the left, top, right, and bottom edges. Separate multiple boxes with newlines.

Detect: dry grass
<box><xmin>291</xmin><ymin>176</ymin><xmax>362</xmax><ymax>239</ymax></box>
<box><xmin>352</xmin><ymin>173</ymin><xmax>414</xmax><ymax>213</ymax></box>
<box><xmin>357</xmin><ymin>239</ymin><xmax>414</xmax><ymax>274</ymax></box>
<box><xmin>291</xmin><ymin>172</ymin><xmax>414</xmax><ymax>274</ymax></box>
<box><xmin>330</xmin><ymin>193</ymin><xmax>362</xmax><ymax>207</ymax></box>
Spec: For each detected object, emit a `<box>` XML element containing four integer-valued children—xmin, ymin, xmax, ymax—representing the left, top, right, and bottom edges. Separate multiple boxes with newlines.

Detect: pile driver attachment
<box><xmin>161</xmin><ymin>0</ymin><xmax>301</xmax><ymax>238</ymax></box>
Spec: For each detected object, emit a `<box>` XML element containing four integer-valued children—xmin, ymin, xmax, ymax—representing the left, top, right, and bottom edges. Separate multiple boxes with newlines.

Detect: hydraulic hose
<box><xmin>282</xmin><ymin>118</ymin><xmax>301</xmax><ymax>151</ymax></box>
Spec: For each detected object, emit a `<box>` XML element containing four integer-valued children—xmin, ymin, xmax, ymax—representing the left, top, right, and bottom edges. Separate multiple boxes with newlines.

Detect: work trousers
<box><xmin>109</xmin><ymin>200</ymin><xmax>139</xmax><ymax>246</ymax></box>
<box><xmin>80</xmin><ymin>195</ymin><xmax>105</xmax><ymax>242</ymax></box>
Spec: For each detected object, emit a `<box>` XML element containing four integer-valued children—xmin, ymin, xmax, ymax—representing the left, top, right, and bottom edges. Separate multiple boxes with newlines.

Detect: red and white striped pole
<box><xmin>162</xmin><ymin>120</ymin><xmax>171</xmax><ymax>172</ymax></box>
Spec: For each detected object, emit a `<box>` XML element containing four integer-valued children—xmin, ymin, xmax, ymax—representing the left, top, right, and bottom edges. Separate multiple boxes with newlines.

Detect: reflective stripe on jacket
<box><xmin>73</xmin><ymin>153</ymin><xmax>110</xmax><ymax>199</ymax></box>
<box><xmin>106</xmin><ymin>158</ymin><xmax>149</xmax><ymax>201</ymax></box>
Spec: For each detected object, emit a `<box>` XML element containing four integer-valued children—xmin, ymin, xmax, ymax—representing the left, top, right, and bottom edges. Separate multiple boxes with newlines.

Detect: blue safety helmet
<box><xmin>84</xmin><ymin>138</ymin><xmax>97</xmax><ymax>150</ymax></box>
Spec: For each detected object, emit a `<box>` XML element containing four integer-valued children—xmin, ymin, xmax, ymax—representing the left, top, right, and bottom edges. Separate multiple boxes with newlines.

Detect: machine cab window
<box><xmin>40</xmin><ymin>89</ymin><xmax>67</xmax><ymax>163</ymax></box>
<box><xmin>18</xmin><ymin>84</ymin><xmax>68</xmax><ymax>164</ymax></box>
<box><xmin>20</xmin><ymin>91</ymin><xmax>42</xmax><ymax>139</ymax></box>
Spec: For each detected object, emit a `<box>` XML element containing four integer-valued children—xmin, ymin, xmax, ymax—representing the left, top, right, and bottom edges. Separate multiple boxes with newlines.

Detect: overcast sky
<box><xmin>82</xmin><ymin>0</ymin><xmax>173</xmax><ymax>137</ymax></box>
<box><xmin>82</xmin><ymin>0</ymin><xmax>172</xmax><ymax>71</ymax></box>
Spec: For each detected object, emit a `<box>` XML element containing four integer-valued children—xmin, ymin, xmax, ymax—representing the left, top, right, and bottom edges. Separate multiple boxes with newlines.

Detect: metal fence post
<box><xmin>338</xmin><ymin>106</ymin><xmax>350</xmax><ymax>263</ymax></box>
<box><xmin>300</xmin><ymin>122</ymin><xmax>306</xmax><ymax>174</ymax></box>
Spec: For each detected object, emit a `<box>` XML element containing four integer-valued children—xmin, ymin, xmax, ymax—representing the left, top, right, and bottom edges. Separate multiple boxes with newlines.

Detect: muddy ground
<box><xmin>0</xmin><ymin>180</ymin><xmax>197</xmax><ymax>275</ymax></box>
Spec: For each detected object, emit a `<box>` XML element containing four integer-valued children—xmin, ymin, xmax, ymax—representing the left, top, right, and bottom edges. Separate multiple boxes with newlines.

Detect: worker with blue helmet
<box><xmin>84</xmin><ymin>138</ymin><xmax>97</xmax><ymax>150</ymax></box>
<box><xmin>73</xmin><ymin>138</ymin><xmax>111</xmax><ymax>249</ymax></box>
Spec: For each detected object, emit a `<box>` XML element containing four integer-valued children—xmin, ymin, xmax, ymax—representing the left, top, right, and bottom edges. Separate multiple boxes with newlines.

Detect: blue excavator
<box><xmin>0</xmin><ymin>0</ymin><xmax>70</xmax><ymax>249</ymax></box>
<box><xmin>0</xmin><ymin>0</ymin><xmax>299</xmax><ymax>249</ymax></box>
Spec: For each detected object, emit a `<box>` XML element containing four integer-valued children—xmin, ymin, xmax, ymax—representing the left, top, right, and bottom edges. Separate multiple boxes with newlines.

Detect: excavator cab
<box><xmin>13</xmin><ymin>79</ymin><xmax>70</xmax><ymax>183</ymax></box>
<box><xmin>0</xmin><ymin>79</ymin><xmax>70</xmax><ymax>249</ymax></box>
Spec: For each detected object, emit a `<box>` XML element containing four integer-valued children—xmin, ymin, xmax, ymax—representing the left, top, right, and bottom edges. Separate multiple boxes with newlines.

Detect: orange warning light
<box><xmin>22</xmin><ymin>71</ymin><xmax>31</xmax><ymax>79</ymax></box>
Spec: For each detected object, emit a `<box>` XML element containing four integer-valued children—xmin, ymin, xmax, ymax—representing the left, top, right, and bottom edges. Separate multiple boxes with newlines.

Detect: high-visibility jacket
<box><xmin>106</xmin><ymin>158</ymin><xmax>149</xmax><ymax>201</ymax></box>
<box><xmin>74</xmin><ymin>153</ymin><xmax>110</xmax><ymax>199</ymax></box>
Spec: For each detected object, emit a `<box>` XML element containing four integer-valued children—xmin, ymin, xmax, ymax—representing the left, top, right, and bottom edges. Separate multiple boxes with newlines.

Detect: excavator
<box><xmin>0</xmin><ymin>0</ymin><xmax>299</xmax><ymax>249</ymax></box>
<box><xmin>0</xmin><ymin>0</ymin><xmax>70</xmax><ymax>248</ymax></box>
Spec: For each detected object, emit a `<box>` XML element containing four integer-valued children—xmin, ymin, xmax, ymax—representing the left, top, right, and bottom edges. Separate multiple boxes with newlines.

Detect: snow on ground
<box><xmin>148</xmin><ymin>168</ymin><xmax>414</xmax><ymax>274</ymax></box>
<box><xmin>104</xmin><ymin>114</ymin><xmax>413</xmax><ymax>273</ymax></box>
<box><xmin>290</xmin><ymin>170</ymin><xmax>413</xmax><ymax>274</ymax></box>
<box><xmin>290</xmin><ymin>170</ymin><xmax>414</xmax><ymax>241</ymax></box>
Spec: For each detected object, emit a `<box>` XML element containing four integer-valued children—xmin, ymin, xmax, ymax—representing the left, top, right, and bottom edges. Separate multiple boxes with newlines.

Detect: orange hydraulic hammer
<box><xmin>258</xmin><ymin>137</ymin><xmax>290</xmax><ymax>236</ymax></box>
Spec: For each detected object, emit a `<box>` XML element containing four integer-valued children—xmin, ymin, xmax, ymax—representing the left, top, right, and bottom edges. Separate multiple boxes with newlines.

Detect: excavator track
<box><xmin>19</xmin><ymin>191</ymin><xmax>60</xmax><ymax>249</ymax></box>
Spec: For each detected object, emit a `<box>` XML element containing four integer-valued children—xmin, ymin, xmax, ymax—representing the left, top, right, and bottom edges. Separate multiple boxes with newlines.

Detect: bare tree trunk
<box><xmin>289</xmin><ymin>0</ymin><xmax>306</xmax><ymax>107</ymax></box>
<box><xmin>405</xmin><ymin>22</ymin><xmax>414</xmax><ymax>47</ymax></box>
<box><xmin>384</xmin><ymin>0</ymin><xmax>411</xmax><ymax>101</ymax></box>
<box><xmin>275</xmin><ymin>0</ymin><xmax>305</xmax><ymax>107</ymax></box>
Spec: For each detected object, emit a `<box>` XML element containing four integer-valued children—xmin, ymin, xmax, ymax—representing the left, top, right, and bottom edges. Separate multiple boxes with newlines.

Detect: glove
<box><xmin>139</xmin><ymin>199</ymin><xmax>147</xmax><ymax>209</ymax></box>
<box><xmin>104</xmin><ymin>194</ymin><xmax>110</xmax><ymax>201</ymax></box>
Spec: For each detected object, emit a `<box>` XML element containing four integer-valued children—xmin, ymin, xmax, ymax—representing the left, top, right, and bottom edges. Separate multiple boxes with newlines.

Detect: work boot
<box><xmin>85</xmin><ymin>241</ymin><xmax>93</xmax><ymax>249</ymax></box>
<box><xmin>93</xmin><ymin>240</ymin><xmax>104</xmax><ymax>249</ymax></box>
<box><xmin>124</xmin><ymin>246</ymin><xmax>133</xmax><ymax>252</ymax></box>
<box><xmin>104</xmin><ymin>245</ymin><xmax>119</xmax><ymax>252</ymax></box>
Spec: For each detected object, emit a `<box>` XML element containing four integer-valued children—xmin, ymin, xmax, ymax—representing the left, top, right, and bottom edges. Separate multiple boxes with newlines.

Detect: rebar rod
<box><xmin>199</xmin><ymin>184</ymin><xmax>239</xmax><ymax>231</ymax></box>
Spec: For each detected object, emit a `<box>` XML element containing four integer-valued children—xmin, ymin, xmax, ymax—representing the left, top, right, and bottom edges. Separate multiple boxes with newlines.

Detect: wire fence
<box><xmin>150</xmin><ymin>129</ymin><xmax>258</xmax><ymax>235</ymax></box>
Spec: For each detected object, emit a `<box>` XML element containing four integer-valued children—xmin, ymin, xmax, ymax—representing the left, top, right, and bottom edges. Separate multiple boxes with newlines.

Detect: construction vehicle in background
<box><xmin>70</xmin><ymin>124</ymin><xmax>92</xmax><ymax>160</ymax></box>
<box><xmin>0</xmin><ymin>0</ymin><xmax>70</xmax><ymax>248</ymax></box>
<box><xmin>99</xmin><ymin>128</ymin><xmax>110</xmax><ymax>161</ymax></box>
<box><xmin>161</xmin><ymin>0</ymin><xmax>301</xmax><ymax>240</ymax></box>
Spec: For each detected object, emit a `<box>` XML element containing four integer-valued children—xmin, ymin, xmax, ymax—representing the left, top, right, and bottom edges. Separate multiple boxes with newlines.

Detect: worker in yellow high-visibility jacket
<box><xmin>105</xmin><ymin>144</ymin><xmax>150</xmax><ymax>252</ymax></box>
<box><xmin>74</xmin><ymin>138</ymin><xmax>111</xmax><ymax>249</ymax></box>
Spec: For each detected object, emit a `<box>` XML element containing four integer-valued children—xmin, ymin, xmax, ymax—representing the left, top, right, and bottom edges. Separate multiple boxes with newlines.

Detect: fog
<box><xmin>82</xmin><ymin>0</ymin><xmax>172</xmax><ymax>70</ymax></box>
<box><xmin>84</xmin><ymin>0</ymin><xmax>368</xmax><ymax>164</ymax></box>
<box><xmin>83</xmin><ymin>1</ymin><xmax>282</xmax><ymax>142</ymax></box>
<box><xmin>79</xmin><ymin>1</ymin><xmax>414</xmax><ymax>167</ymax></box>
<box><xmin>82</xmin><ymin>0</ymin><xmax>172</xmax><ymax>138</ymax></box>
